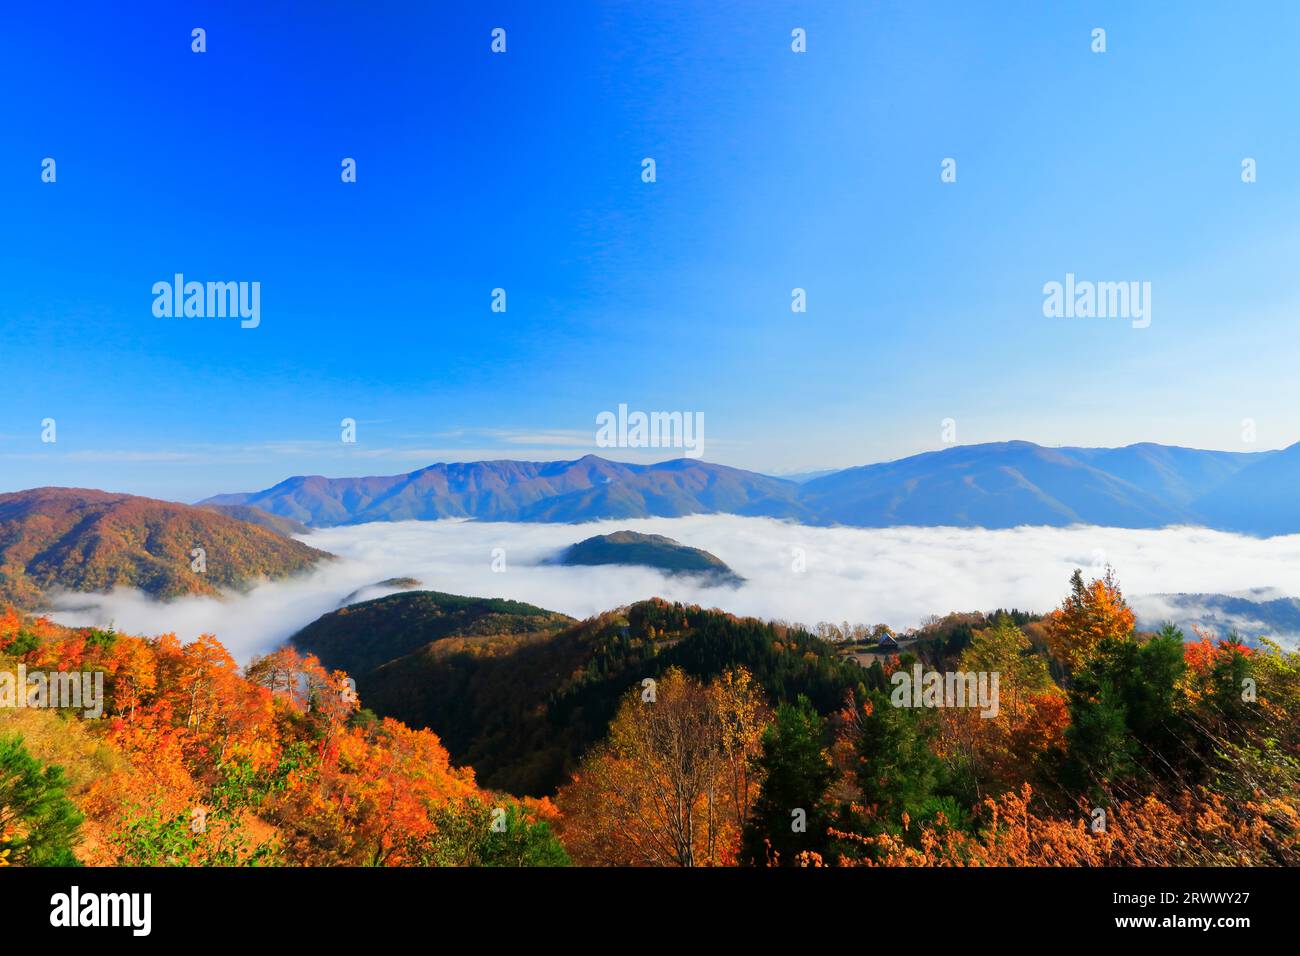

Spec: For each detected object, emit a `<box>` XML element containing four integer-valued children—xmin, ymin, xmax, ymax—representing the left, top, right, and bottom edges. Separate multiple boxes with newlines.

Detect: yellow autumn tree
<box><xmin>556</xmin><ymin>667</ymin><xmax>766</xmax><ymax>866</ymax></box>
<box><xmin>1042</xmin><ymin>568</ymin><xmax>1135</xmax><ymax>672</ymax></box>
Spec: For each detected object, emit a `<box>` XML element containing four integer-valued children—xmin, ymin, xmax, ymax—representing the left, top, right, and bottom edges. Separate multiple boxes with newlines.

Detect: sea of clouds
<box><xmin>45</xmin><ymin>516</ymin><xmax>1300</xmax><ymax>662</ymax></box>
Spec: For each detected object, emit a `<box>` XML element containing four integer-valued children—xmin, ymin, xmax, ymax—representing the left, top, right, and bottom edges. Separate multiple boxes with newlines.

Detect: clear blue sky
<box><xmin>3</xmin><ymin>1</ymin><xmax>1299</xmax><ymax>500</ymax></box>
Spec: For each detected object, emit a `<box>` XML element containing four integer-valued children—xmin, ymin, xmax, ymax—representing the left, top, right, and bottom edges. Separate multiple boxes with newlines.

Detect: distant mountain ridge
<box><xmin>798</xmin><ymin>441</ymin><xmax>1266</xmax><ymax>530</ymax></box>
<box><xmin>1187</xmin><ymin>441</ymin><xmax>1300</xmax><ymax>536</ymax></box>
<box><xmin>1133</xmin><ymin>589</ymin><xmax>1300</xmax><ymax>645</ymax></box>
<box><xmin>200</xmin><ymin>440</ymin><xmax>1300</xmax><ymax>535</ymax></box>
<box><xmin>203</xmin><ymin>455</ymin><xmax>808</xmax><ymax>526</ymax></box>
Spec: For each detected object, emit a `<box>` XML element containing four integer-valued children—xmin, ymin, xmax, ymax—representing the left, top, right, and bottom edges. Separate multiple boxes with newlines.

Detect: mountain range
<box><xmin>1133</xmin><ymin>589</ymin><xmax>1300</xmax><ymax>644</ymax></box>
<box><xmin>202</xmin><ymin>455</ymin><xmax>808</xmax><ymax>526</ymax></box>
<box><xmin>2</xmin><ymin>438</ymin><xmax>1293</xmax><ymax>612</ymax></box>
<box><xmin>201</xmin><ymin>439</ymin><xmax>1300</xmax><ymax>536</ymax></box>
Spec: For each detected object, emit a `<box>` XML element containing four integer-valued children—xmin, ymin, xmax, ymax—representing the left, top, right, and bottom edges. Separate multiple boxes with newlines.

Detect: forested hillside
<box><xmin>292</xmin><ymin>590</ymin><xmax>574</xmax><ymax>680</ymax></box>
<box><xmin>558</xmin><ymin>530</ymin><xmax>743</xmax><ymax>584</ymax></box>
<box><xmin>342</xmin><ymin>596</ymin><xmax>874</xmax><ymax>794</ymax></box>
<box><xmin>0</xmin><ymin>488</ymin><xmax>330</xmax><ymax>608</ymax></box>
<box><xmin>2</xmin><ymin>570</ymin><xmax>1296</xmax><ymax>867</ymax></box>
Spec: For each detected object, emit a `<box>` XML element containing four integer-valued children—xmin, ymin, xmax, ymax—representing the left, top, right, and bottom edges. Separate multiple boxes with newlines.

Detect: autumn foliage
<box><xmin>0</xmin><ymin>610</ymin><xmax>565</xmax><ymax>866</ymax></box>
<box><xmin>1042</xmin><ymin>568</ymin><xmax>1136</xmax><ymax>672</ymax></box>
<box><xmin>2</xmin><ymin>565</ymin><xmax>1297</xmax><ymax>868</ymax></box>
<box><xmin>555</xmin><ymin>667</ymin><xmax>766</xmax><ymax>866</ymax></box>
<box><xmin>556</xmin><ymin>570</ymin><xmax>1297</xmax><ymax>867</ymax></box>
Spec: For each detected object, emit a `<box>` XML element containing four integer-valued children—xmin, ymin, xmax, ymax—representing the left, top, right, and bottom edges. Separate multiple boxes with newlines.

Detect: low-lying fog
<box><xmin>46</xmin><ymin>516</ymin><xmax>1300</xmax><ymax>661</ymax></box>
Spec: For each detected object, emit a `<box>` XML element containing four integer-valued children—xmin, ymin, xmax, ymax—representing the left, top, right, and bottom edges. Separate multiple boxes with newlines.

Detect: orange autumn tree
<box><xmin>271</xmin><ymin>717</ymin><xmax>479</xmax><ymax>866</ymax></box>
<box><xmin>1183</xmin><ymin>628</ymin><xmax>1254</xmax><ymax>676</ymax></box>
<box><xmin>1042</xmin><ymin>568</ymin><xmax>1135</xmax><ymax>672</ymax></box>
<box><xmin>100</xmin><ymin>634</ymin><xmax>158</xmax><ymax>721</ymax></box>
<box><xmin>245</xmin><ymin>646</ymin><xmax>357</xmax><ymax>747</ymax></box>
<box><xmin>556</xmin><ymin>667</ymin><xmax>767</xmax><ymax>866</ymax></box>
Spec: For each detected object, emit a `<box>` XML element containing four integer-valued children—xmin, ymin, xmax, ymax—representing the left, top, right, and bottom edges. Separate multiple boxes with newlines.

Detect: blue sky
<box><xmin>2</xmin><ymin>1</ymin><xmax>1299</xmax><ymax>500</ymax></box>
